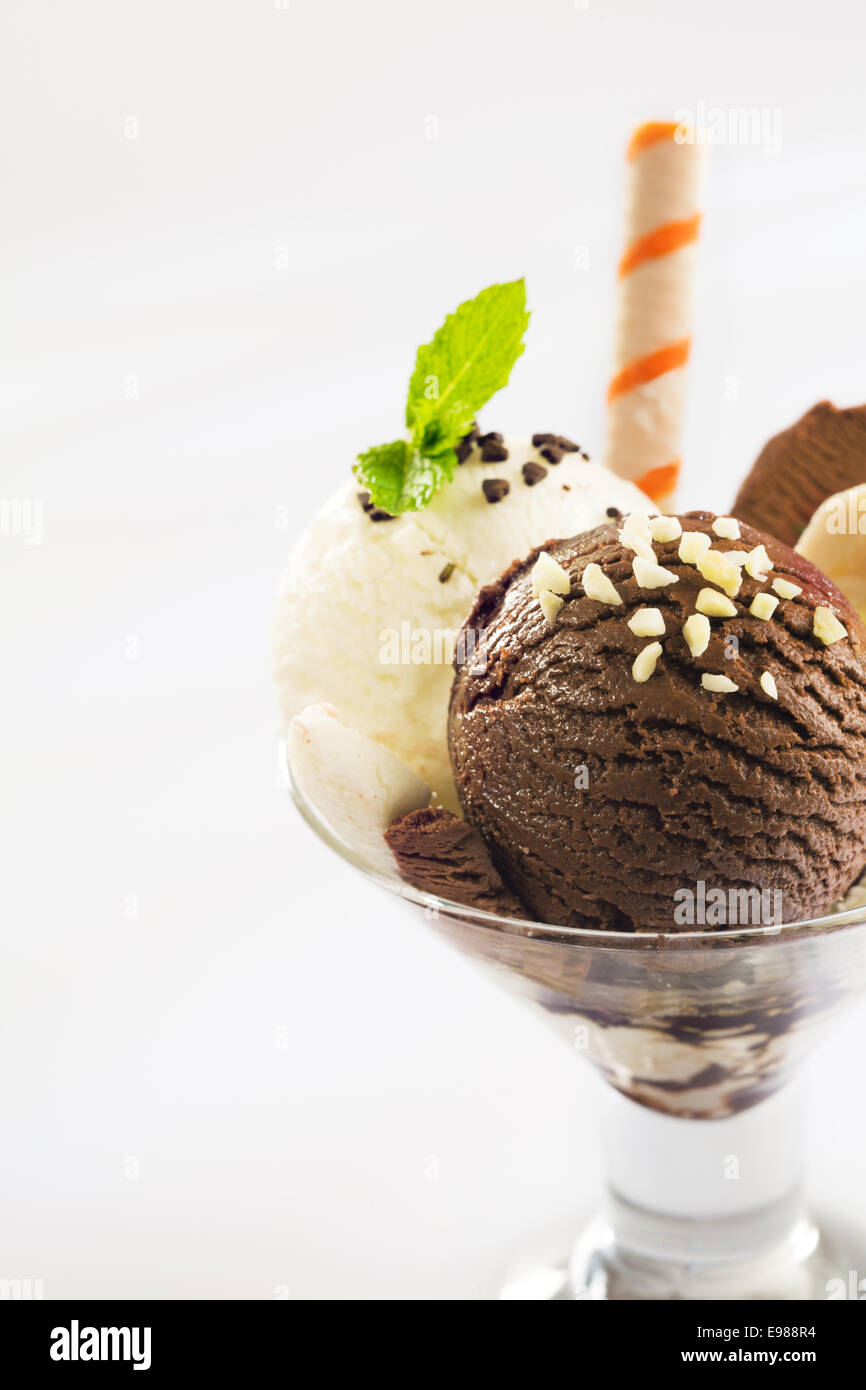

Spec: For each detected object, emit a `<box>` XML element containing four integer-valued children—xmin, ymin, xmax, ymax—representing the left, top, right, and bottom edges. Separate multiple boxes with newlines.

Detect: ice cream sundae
<box><xmin>274</xmin><ymin>119</ymin><xmax>866</xmax><ymax>1297</ymax></box>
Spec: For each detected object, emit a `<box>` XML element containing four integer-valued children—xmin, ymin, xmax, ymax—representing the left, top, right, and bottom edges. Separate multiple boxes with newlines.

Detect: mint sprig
<box><xmin>354</xmin><ymin>279</ymin><xmax>529</xmax><ymax>514</ymax></box>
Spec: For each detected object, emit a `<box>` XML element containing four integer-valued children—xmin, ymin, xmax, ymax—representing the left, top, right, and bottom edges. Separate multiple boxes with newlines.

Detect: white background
<box><xmin>3</xmin><ymin>0</ymin><xmax>866</xmax><ymax>1300</ymax></box>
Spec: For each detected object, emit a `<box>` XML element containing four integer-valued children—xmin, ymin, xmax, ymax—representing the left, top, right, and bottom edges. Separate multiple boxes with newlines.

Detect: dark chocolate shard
<box><xmin>385</xmin><ymin>807</ymin><xmax>526</xmax><ymax>917</ymax></box>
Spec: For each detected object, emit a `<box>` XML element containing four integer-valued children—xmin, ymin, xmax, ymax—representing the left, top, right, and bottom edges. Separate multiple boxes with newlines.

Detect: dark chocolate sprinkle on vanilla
<box><xmin>478</xmin><ymin>432</ymin><xmax>508</xmax><ymax>463</ymax></box>
<box><xmin>532</xmin><ymin>432</ymin><xmax>579</xmax><ymax>453</ymax></box>
<box><xmin>606</xmin><ymin>506</ymin><xmax>621</xmax><ymax>518</ymax></box>
<box><xmin>357</xmin><ymin>491</ymin><xmax>394</xmax><ymax>522</ymax></box>
<box><xmin>539</xmin><ymin>443</ymin><xmax>564</xmax><ymax>464</ymax></box>
<box><xmin>522</xmin><ymin>461</ymin><xmax>548</xmax><ymax>487</ymax></box>
<box><xmin>455</xmin><ymin>422</ymin><xmax>479</xmax><ymax>464</ymax></box>
<box><xmin>438</xmin><ymin>562</ymin><xmax>455</xmax><ymax>583</ymax></box>
<box><xmin>482</xmin><ymin>478</ymin><xmax>510</xmax><ymax>503</ymax></box>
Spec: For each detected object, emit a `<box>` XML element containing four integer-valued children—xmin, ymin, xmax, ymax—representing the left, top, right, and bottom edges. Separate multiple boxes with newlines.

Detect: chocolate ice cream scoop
<box><xmin>732</xmin><ymin>401</ymin><xmax>866</xmax><ymax>546</ymax></box>
<box><xmin>448</xmin><ymin>512</ymin><xmax>866</xmax><ymax>931</ymax></box>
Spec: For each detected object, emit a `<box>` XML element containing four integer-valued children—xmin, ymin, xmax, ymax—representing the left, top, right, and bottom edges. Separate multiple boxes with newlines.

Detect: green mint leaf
<box><xmin>405</xmin><ymin>278</ymin><xmax>529</xmax><ymax>445</ymax></box>
<box><xmin>354</xmin><ymin>440</ymin><xmax>457</xmax><ymax>515</ymax></box>
<box><xmin>354</xmin><ymin>280</ymin><xmax>529</xmax><ymax>514</ymax></box>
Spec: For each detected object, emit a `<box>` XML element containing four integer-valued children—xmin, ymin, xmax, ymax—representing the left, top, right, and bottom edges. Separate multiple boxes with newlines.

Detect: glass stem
<box><xmin>597</xmin><ymin>1080</ymin><xmax>807</xmax><ymax>1265</ymax></box>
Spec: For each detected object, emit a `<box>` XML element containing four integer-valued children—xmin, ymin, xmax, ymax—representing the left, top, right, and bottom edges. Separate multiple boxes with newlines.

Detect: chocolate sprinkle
<box><xmin>438</xmin><ymin>562</ymin><xmax>455</xmax><ymax>583</ymax></box>
<box><xmin>606</xmin><ymin>506</ymin><xmax>621</xmax><ymax>518</ymax></box>
<box><xmin>357</xmin><ymin>491</ymin><xmax>394</xmax><ymax>522</ymax></box>
<box><xmin>456</xmin><ymin>422</ymin><xmax>479</xmax><ymax>464</ymax></box>
<box><xmin>539</xmin><ymin>443</ymin><xmax>564</xmax><ymax>464</ymax></box>
<box><xmin>482</xmin><ymin>478</ymin><xmax>510</xmax><ymax>504</ymax></box>
<box><xmin>479</xmin><ymin>431</ymin><xmax>508</xmax><ymax>462</ymax></box>
<box><xmin>522</xmin><ymin>461</ymin><xmax>548</xmax><ymax>487</ymax></box>
<box><xmin>532</xmin><ymin>432</ymin><xmax>579</xmax><ymax>453</ymax></box>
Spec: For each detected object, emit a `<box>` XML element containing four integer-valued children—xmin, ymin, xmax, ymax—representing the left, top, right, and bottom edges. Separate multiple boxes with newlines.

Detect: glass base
<box><xmin>501</xmin><ymin>1210</ymin><xmax>865</xmax><ymax>1300</ymax></box>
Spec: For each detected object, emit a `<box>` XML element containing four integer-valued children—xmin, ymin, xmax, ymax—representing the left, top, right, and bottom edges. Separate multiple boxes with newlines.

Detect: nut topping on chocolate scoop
<box><xmin>448</xmin><ymin>514</ymin><xmax>866</xmax><ymax>931</ymax></box>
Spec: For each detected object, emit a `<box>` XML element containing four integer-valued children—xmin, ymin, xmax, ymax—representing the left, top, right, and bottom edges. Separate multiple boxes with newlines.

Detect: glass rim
<box><xmin>283</xmin><ymin>742</ymin><xmax>866</xmax><ymax>950</ymax></box>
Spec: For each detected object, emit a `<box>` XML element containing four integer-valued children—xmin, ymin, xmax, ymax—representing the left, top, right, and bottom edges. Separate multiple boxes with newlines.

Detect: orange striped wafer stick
<box><xmin>605</xmin><ymin>122</ymin><xmax>703</xmax><ymax>508</ymax></box>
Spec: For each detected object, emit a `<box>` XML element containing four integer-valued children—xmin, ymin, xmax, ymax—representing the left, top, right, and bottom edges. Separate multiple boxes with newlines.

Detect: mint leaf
<box><xmin>406</xmin><ymin>279</ymin><xmax>529</xmax><ymax>446</ymax></box>
<box><xmin>354</xmin><ymin>440</ymin><xmax>457</xmax><ymax>515</ymax></box>
<box><xmin>354</xmin><ymin>279</ymin><xmax>529</xmax><ymax>514</ymax></box>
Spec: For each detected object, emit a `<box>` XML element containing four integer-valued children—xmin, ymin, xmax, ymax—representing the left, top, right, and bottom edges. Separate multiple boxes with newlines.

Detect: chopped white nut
<box><xmin>622</xmin><ymin>512</ymin><xmax>653</xmax><ymax>540</ymax></box>
<box><xmin>632</xmin><ymin>641</ymin><xmax>663</xmax><ymax>683</ymax></box>
<box><xmin>583</xmin><ymin>562</ymin><xmax>623</xmax><ymax>606</ymax></box>
<box><xmin>696</xmin><ymin>549</ymin><xmax>742</xmax><ymax>597</ymax></box>
<box><xmin>772</xmin><ymin>577</ymin><xmax>802</xmax><ymax>600</ymax></box>
<box><xmin>749</xmin><ymin>592</ymin><xmax>779</xmax><ymax>621</ymax></box>
<box><xmin>695</xmin><ymin>588</ymin><xmax>738</xmax><ymax>618</ymax></box>
<box><xmin>683</xmin><ymin>613</ymin><xmax>711</xmax><ymax>657</ymax></box>
<box><xmin>813</xmin><ymin>605</ymin><xmax>848</xmax><ymax>645</ymax></box>
<box><xmin>678</xmin><ymin>531</ymin><xmax>712</xmax><ymax>564</ymax></box>
<box><xmin>702</xmin><ymin>673</ymin><xmax>739</xmax><ymax>694</ymax></box>
<box><xmin>628</xmin><ymin>607</ymin><xmax>666</xmax><ymax>637</ymax></box>
<box><xmin>745</xmin><ymin>544</ymin><xmax>772</xmax><ymax>580</ymax></box>
<box><xmin>538</xmin><ymin>590</ymin><xmax>564</xmax><ymax>623</ymax></box>
<box><xmin>618</xmin><ymin>529</ymin><xmax>655</xmax><ymax>561</ymax></box>
<box><xmin>712</xmin><ymin>516</ymin><xmax>741</xmax><ymax>540</ymax></box>
<box><xmin>649</xmin><ymin>515</ymin><xmax>683</xmax><ymax>543</ymax></box>
<box><xmin>633</xmin><ymin>555</ymin><xmax>679</xmax><ymax>589</ymax></box>
<box><xmin>619</xmin><ymin>513</ymin><xmax>656</xmax><ymax>560</ymax></box>
<box><xmin>532</xmin><ymin>550</ymin><xmax>571</xmax><ymax>596</ymax></box>
<box><xmin>760</xmin><ymin>671</ymin><xmax>778</xmax><ymax>700</ymax></box>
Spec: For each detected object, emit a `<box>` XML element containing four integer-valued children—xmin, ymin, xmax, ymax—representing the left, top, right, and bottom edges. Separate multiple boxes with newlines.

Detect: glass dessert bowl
<box><xmin>288</xmin><ymin>750</ymin><xmax>866</xmax><ymax>1300</ymax></box>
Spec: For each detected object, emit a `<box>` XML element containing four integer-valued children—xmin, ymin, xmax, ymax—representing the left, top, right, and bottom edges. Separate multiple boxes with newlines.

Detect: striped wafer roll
<box><xmin>605</xmin><ymin>122</ymin><xmax>703</xmax><ymax>509</ymax></box>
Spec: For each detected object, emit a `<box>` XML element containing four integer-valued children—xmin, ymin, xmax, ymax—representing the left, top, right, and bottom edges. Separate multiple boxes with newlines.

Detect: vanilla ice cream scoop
<box><xmin>273</xmin><ymin>432</ymin><xmax>648</xmax><ymax>808</ymax></box>
<box><xmin>796</xmin><ymin>484</ymin><xmax>866</xmax><ymax>624</ymax></box>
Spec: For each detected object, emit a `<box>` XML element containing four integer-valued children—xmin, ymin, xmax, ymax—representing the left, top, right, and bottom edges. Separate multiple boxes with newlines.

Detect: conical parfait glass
<box><xmin>288</xmin><ymin>760</ymin><xmax>866</xmax><ymax>1300</ymax></box>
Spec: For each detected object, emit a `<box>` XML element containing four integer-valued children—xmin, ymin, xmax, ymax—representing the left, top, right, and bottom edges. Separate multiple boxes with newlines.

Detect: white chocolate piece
<box><xmin>683</xmin><ymin>613</ymin><xmax>711</xmax><ymax>656</ymax></box>
<box><xmin>701</xmin><ymin>673</ymin><xmax>739</xmax><ymax>693</ymax></box>
<box><xmin>750</xmin><ymin>593</ymin><xmax>779</xmax><ymax>621</ymax></box>
<box><xmin>628</xmin><ymin>607</ymin><xmax>666</xmax><ymax>636</ymax></box>
<box><xmin>695</xmin><ymin>588</ymin><xmax>738</xmax><ymax>618</ymax></box>
<box><xmin>649</xmin><ymin>515</ymin><xmax>683</xmax><ymax>543</ymax></box>
<box><xmin>538</xmin><ymin>590</ymin><xmax>564</xmax><ymax>623</ymax></box>
<box><xmin>583</xmin><ymin>563</ymin><xmax>623</xmax><ymax>605</ymax></box>
<box><xmin>744</xmin><ymin>544</ymin><xmax>772</xmax><ymax>580</ymax></box>
<box><xmin>532</xmin><ymin>550</ymin><xmax>571</xmax><ymax>596</ymax></box>
<box><xmin>760</xmin><ymin>671</ymin><xmax>778</xmax><ymax>700</ymax></box>
<box><xmin>632</xmin><ymin>641</ymin><xmax>663</xmax><ymax>682</ymax></box>
<box><xmin>678</xmin><ymin>531</ymin><xmax>712</xmax><ymax>564</ymax></box>
<box><xmin>813</xmin><ymin>606</ymin><xmax>847</xmax><ymax>646</ymax></box>
<box><xmin>712</xmin><ymin>516</ymin><xmax>741</xmax><ymax>540</ymax></box>
<box><xmin>772</xmin><ymin>577</ymin><xmax>802</xmax><ymax>600</ymax></box>
<box><xmin>633</xmin><ymin>556</ymin><xmax>679</xmax><ymax>588</ymax></box>
<box><xmin>622</xmin><ymin>511</ymin><xmax>654</xmax><ymax>540</ymax></box>
<box><xmin>619</xmin><ymin>512</ymin><xmax>655</xmax><ymax>560</ymax></box>
<box><xmin>696</xmin><ymin>550</ymin><xmax>742</xmax><ymax>597</ymax></box>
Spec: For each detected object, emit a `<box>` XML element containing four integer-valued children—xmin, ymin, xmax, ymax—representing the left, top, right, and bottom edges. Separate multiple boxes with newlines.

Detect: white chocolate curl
<box><xmin>605</xmin><ymin>123</ymin><xmax>703</xmax><ymax>511</ymax></box>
